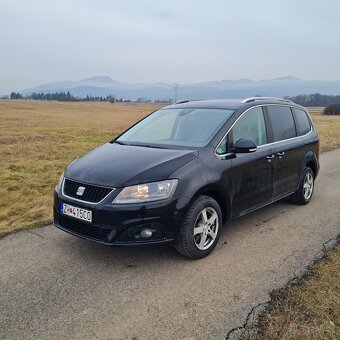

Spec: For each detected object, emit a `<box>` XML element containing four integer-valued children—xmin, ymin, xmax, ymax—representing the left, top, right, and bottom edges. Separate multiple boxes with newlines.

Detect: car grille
<box><xmin>63</xmin><ymin>179</ymin><xmax>112</xmax><ymax>203</ymax></box>
<box><xmin>59</xmin><ymin>214</ymin><xmax>111</xmax><ymax>242</ymax></box>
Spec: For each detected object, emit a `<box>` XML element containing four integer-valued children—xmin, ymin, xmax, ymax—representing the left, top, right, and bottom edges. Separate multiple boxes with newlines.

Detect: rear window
<box><xmin>294</xmin><ymin>108</ymin><xmax>311</xmax><ymax>135</ymax></box>
<box><xmin>267</xmin><ymin>105</ymin><xmax>296</xmax><ymax>142</ymax></box>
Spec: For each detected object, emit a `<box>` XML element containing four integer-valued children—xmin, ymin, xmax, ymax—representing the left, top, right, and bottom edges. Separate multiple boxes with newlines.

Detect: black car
<box><xmin>54</xmin><ymin>97</ymin><xmax>319</xmax><ymax>258</ymax></box>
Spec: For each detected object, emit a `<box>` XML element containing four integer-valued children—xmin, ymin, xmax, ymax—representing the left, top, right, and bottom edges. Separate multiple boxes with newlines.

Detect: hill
<box><xmin>21</xmin><ymin>76</ymin><xmax>340</xmax><ymax>101</ymax></box>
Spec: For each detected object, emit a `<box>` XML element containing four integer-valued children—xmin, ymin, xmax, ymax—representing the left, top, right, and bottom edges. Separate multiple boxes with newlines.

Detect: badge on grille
<box><xmin>76</xmin><ymin>186</ymin><xmax>85</xmax><ymax>196</ymax></box>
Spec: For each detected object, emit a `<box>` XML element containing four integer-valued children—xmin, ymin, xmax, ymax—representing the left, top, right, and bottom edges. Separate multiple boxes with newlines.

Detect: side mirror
<box><xmin>232</xmin><ymin>138</ymin><xmax>257</xmax><ymax>153</ymax></box>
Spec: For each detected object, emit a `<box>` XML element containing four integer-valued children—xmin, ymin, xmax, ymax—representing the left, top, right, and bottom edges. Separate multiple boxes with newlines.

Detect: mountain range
<box><xmin>21</xmin><ymin>76</ymin><xmax>340</xmax><ymax>101</ymax></box>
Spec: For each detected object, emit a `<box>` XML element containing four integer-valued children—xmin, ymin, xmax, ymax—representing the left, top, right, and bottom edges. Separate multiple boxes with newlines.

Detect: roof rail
<box><xmin>173</xmin><ymin>100</ymin><xmax>191</xmax><ymax>104</ymax></box>
<box><xmin>241</xmin><ymin>97</ymin><xmax>293</xmax><ymax>104</ymax></box>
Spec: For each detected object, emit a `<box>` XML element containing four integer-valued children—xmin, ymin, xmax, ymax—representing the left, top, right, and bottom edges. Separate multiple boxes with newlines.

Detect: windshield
<box><xmin>116</xmin><ymin>108</ymin><xmax>234</xmax><ymax>148</ymax></box>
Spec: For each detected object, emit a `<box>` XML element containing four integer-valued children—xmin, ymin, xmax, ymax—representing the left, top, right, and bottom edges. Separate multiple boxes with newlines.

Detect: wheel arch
<box><xmin>190</xmin><ymin>186</ymin><xmax>231</xmax><ymax>224</ymax></box>
<box><xmin>306</xmin><ymin>160</ymin><xmax>317</xmax><ymax>178</ymax></box>
<box><xmin>303</xmin><ymin>149</ymin><xmax>318</xmax><ymax>178</ymax></box>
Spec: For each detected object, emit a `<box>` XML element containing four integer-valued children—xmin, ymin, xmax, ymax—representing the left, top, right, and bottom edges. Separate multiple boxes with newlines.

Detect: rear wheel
<box><xmin>175</xmin><ymin>195</ymin><xmax>222</xmax><ymax>259</ymax></box>
<box><xmin>291</xmin><ymin>166</ymin><xmax>314</xmax><ymax>205</ymax></box>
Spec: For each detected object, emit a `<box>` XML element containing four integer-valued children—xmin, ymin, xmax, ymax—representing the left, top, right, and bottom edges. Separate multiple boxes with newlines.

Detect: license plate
<box><xmin>61</xmin><ymin>203</ymin><xmax>92</xmax><ymax>223</ymax></box>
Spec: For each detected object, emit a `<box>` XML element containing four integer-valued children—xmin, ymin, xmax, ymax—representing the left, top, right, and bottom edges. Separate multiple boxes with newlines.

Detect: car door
<box><xmin>221</xmin><ymin>106</ymin><xmax>275</xmax><ymax>217</ymax></box>
<box><xmin>265</xmin><ymin>105</ymin><xmax>304</xmax><ymax>199</ymax></box>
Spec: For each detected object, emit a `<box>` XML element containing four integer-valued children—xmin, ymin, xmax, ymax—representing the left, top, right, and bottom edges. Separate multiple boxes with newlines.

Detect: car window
<box><xmin>127</xmin><ymin>109</ymin><xmax>178</xmax><ymax>142</ymax></box>
<box><xmin>215</xmin><ymin>135</ymin><xmax>228</xmax><ymax>154</ymax></box>
<box><xmin>117</xmin><ymin>108</ymin><xmax>234</xmax><ymax>148</ymax></box>
<box><xmin>267</xmin><ymin>105</ymin><xmax>296</xmax><ymax>142</ymax></box>
<box><xmin>231</xmin><ymin>106</ymin><xmax>267</xmax><ymax>146</ymax></box>
<box><xmin>293</xmin><ymin>108</ymin><xmax>311</xmax><ymax>135</ymax></box>
<box><xmin>216</xmin><ymin>106</ymin><xmax>267</xmax><ymax>154</ymax></box>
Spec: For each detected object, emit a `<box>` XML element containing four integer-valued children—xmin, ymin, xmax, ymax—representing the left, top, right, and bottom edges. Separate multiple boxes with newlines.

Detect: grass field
<box><xmin>242</xmin><ymin>241</ymin><xmax>340</xmax><ymax>339</ymax></box>
<box><xmin>0</xmin><ymin>100</ymin><xmax>162</xmax><ymax>236</ymax></box>
<box><xmin>0</xmin><ymin>100</ymin><xmax>340</xmax><ymax>237</ymax></box>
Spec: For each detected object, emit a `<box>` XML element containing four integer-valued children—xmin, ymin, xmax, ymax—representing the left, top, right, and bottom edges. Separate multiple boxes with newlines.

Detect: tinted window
<box><xmin>231</xmin><ymin>107</ymin><xmax>267</xmax><ymax>146</ymax></box>
<box><xmin>267</xmin><ymin>106</ymin><xmax>296</xmax><ymax>142</ymax></box>
<box><xmin>216</xmin><ymin>106</ymin><xmax>267</xmax><ymax>154</ymax></box>
<box><xmin>294</xmin><ymin>108</ymin><xmax>311</xmax><ymax>135</ymax></box>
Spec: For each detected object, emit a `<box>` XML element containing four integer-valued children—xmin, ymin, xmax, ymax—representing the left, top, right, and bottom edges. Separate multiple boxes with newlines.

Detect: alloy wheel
<box><xmin>303</xmin><ymin>172</ymin><xmax>314</xmax><ymax>200</ymax></box>
<box><xmin>193</xmin><ymin>207</ymin><xmax>219</xmax><ymax>250</ymax></box>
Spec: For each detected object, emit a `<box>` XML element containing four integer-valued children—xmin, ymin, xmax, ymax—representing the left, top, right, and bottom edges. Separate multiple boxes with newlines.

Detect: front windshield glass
<box><xmin>116</xmin><ymin>108</ymin><xmax>234</xmax><ymax>148</ymax></box>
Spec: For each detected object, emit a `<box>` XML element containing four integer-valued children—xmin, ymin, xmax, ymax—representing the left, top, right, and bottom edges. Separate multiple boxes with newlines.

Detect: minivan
<box><xmin>54</xmin><ymin>97</ymin><xmax>319</xmax><ymax>258</ymax></box>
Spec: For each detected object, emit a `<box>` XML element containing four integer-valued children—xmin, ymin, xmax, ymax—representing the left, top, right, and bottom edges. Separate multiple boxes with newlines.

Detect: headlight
<box><xmin>113</xmin><ymin>179</ymin><xmax>178</xmax><ymax>204</ymax></box>
<box><xmin>55</xmin><ymin>172</ymin><xmax>64</xmax><ymax>191</ymax></box>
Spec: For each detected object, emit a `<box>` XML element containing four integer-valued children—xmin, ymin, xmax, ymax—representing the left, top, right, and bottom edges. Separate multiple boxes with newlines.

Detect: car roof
<box><xmin>162</xmin><ymin>97</ymin><xmax>303</xmax><ymax>111</ymax></box>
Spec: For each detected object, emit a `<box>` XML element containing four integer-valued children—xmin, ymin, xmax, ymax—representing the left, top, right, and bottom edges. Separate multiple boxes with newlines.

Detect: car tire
<box><xmin>175</xmin><ymin>195</ymin><xmax>222</xmax><ymax>259</ymax></box>
<box><xmin>291</xmin><ymin>166</ymin><xmax>314</xmax><ymax>205</ymax></box>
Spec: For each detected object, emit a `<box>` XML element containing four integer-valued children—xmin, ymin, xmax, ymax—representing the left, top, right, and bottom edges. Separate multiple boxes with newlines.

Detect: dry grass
<box><xmin>306</xmin><ymin>107</ymin><xmax>340</xmax><ymax>152</ymax></box>
<box><xmin>0</xmin><ymin>100</ymin><xmax>340</xmax><ymax>237</ymax></box>
<box><xmin>242</xmin><ymin>242</ymin><xmax>340</xmax><ymax>340</ymax></box>
<box><xmin>307</xmin><ymin>107</ymin><xmax>325</xmax><ymax>116</ymax></box>
<box><xmin>0</xmin><ymin>100</ymin><xmax>163</xmax><ymax>236</ymax></box>
<box><xmin>311</xmin><ymin>115</ymin><xmax>340</xmax><ymax>152</ymax></box>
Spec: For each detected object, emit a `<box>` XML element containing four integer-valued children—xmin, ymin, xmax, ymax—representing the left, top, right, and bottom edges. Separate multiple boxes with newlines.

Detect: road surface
<box><xmin>1</xmin><ymin>149</ymin><xmax>340</xmax><ymax>340</ymax></box>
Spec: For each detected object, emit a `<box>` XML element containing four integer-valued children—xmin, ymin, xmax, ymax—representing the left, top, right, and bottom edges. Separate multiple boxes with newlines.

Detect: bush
<box><xmin>323</xmin><ymin>104</ymin><xmax>340</xmax><ymax>115</ymax></box>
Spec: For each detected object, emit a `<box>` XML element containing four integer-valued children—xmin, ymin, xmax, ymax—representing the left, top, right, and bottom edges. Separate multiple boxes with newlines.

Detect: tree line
<box><xmin>10</xmin><ymin>91</ymin><xmax>117</xmax><ymax>103</ymax></box>
<box><xmin>8</xmin><ymin>91</ymin><xmax>340</xmax><ymax>106</ymax></box>
<box><xmin>284</xmin><ymin>93</ymin><xmax>340</xmax><ymax>106</ymax></box>
<box><xmin>8</xmin><ymin>91</ymin><xmax>173</xmax><ymax>103</ymax></box>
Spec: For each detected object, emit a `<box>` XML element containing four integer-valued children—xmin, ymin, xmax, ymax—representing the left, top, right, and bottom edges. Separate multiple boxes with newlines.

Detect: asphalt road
<box><xmin>1</xmin><ymin>149</ymin><xmax>340</xmax><ymax>340</ymax></box>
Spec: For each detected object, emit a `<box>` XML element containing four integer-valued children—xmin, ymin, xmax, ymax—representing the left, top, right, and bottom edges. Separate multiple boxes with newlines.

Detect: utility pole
<box><xmin>174</xmin><ymin>83</ymin><xmax>178</xmax><ymax>102</ymax></box>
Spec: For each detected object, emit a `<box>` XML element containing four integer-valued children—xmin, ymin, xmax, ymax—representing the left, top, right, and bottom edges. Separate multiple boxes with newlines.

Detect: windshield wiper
<box><xmin>129</xmin><ymin>143</ymin><xmax>166</xmax><ymax>149</ymax></box>
<box><xmin>111</xmin><ymin>140</ymin><xmax>126</xmax><ymax>145</ymax></box>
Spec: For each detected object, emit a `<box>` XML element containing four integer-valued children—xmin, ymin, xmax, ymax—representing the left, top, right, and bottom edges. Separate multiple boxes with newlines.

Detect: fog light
<box><xmin>140</xmin><ymin>229</ymin><xmax>153</xmax><ymax>239</ymax></box>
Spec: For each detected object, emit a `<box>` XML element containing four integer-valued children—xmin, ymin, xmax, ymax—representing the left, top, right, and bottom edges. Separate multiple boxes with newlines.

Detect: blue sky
<box><xmin>1</xmin><ymin>0</ymin><xmax>339</xmax><ymax>93</ymax></box>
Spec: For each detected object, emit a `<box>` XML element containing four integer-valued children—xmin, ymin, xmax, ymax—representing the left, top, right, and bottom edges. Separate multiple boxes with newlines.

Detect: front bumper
<box><xmin>53</xmin><ymin>189</ymin><xmax>189</xmax><ymax>246</ymax></box>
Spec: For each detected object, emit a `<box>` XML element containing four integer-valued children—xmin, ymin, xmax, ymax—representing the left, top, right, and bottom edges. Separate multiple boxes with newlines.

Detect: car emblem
<box><xmin>76</xmin><ymin>186</ymin><xmax>85</xmax><ymax>196</ymax></box>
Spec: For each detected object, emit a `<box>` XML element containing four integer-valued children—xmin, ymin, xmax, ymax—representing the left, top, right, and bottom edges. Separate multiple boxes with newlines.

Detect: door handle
<box><xmin>277</xmin><ymin>152</ymin><xmax>285</xmax><ymax>156</ymax></box>
<box><xmin>266</xmin><ymin>154</ymin><xmax>275</xmax><ymax>162</ymax></box>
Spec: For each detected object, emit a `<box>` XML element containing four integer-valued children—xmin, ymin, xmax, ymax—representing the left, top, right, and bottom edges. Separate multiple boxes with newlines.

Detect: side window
<box><xmin>216</xmin><ymin>135</ymin><xmax>228</xmax><ymax>155</ymax></box>
<box><xmin>230</xmin><ymin>106</ymin><xmax>267</xmax><ymax>147</ymax></box>
<box><xmin>267</xmin><ymin>106</ymin><xmax>296</xmax><ymax>142</ymax></box>
<box><xmin>293</xmin><ymin>108</ymin><xmax>311</xmax><ymax>135</ymax></box>
<box><xmin>216</xmin><ymin>107</ymin><xmax>267</xmax><ymax>155</ymax></box>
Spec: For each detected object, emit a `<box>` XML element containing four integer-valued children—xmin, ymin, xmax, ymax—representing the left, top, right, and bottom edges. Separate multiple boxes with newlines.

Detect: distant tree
<box><xmin>10</xmin><ymin>91</ymin><xmax>23</xmax><ymax>99</ymax></box>
<box><xmin>323</xmin><ymin>104</ymin><xmax>340</xmax><ymax>115</ymax></box>
<box><xmin>285</xmin><ymin>93</ymin><xmax>340</xmax><ymax>107</ymax></box>
<box><xmin>106</xmin><ymin>95</ymin><xmax>115</xmax><ymax>103</ymax></box>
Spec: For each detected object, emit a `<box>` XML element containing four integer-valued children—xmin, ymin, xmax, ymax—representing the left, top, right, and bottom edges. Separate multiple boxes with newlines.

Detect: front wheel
<box><xmin>291</xmin><ymin>166</ymin><xmax>314</xmax><ymax>205</ymax></box>
<box><xmin>175</xmin><ymin>195</ymin><xmax>222</xmax><ymax>259</ymax></box>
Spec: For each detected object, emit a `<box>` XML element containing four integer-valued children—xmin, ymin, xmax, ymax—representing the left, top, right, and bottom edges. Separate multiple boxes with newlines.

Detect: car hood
<box><xmin>65</xmin><ymin>143</ymin><xmax>198</xmax><ymax>188</ymax></box>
